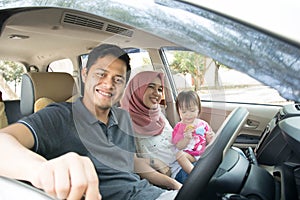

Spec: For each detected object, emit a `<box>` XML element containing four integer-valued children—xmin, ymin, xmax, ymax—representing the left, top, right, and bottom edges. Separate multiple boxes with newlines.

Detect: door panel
<box><xmin>200</xmin><ymin>101</ymin><xmax>281</xmax><ymax>149</ymax></box>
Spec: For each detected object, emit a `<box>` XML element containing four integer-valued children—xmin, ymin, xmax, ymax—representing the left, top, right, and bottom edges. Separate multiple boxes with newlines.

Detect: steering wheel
<box><xmin>0</xmin><ymin>176</ymin><xmax>54</xmax><ymax>199</ymax></box>
<box><xmin>175</xmin><ymin>107</ymin><xmax>249</xmax><ymax>200</ymax></box>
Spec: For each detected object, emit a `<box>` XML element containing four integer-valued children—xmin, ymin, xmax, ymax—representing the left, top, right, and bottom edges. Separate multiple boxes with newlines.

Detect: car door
<box><xmin>159</xmin><ymin>47</ymin><xmax>288</xmax><ymax>150</ymax></box>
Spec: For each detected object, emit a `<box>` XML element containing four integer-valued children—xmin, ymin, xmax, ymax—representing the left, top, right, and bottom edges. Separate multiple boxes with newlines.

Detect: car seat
<box><xmin>20</xmin><ymin>72</ymin><xmax>79</xmax><ymax>116</ymax></box>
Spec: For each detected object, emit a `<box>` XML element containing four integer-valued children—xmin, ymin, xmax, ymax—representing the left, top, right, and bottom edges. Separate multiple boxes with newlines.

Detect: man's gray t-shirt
<box><xmin>19</xmin><ymin>98</ymin><xmax>164</xmax><ymax>200</ymax></box>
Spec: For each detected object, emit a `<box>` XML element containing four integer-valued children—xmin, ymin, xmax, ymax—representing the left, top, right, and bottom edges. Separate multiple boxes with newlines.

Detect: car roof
<box><xmin>0</xmin><ymin>6</ymin><xmax>176</xmax><ymax>68</ymax></box>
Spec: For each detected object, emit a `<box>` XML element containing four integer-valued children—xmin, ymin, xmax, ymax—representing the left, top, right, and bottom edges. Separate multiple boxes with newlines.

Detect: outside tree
<box><xmin>0</xmin><ymin>61</ymin><xmax>25</xmax><ymax>93</ymax></box>
<box><xmin>169</xmin><ymin>51</ymin><xmax>206</xmax><ymax>91</ymax></box>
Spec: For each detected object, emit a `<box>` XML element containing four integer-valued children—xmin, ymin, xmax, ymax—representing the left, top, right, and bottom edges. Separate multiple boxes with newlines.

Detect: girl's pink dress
<box><xmin>172</xmin><ymin>119</ymin><xmax>210</xmax><ymax>157</ymax></box>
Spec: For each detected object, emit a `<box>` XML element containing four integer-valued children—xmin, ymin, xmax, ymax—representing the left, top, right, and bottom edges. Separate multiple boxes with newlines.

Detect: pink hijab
<box><xmin>120</xmin><ymin>71</ymin><xmax>165</xmax><ymax>136</ymax></box>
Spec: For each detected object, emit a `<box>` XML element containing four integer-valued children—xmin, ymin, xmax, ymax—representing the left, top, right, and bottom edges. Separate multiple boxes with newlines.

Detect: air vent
<box><xmin>295</xmin><ymin>104</ymin><xmax>300</xmax><ymax>111</ymax></box>
<box><xmin>62</xmin><ymin>13</ymin><xmax>133</xmax><ymax>37</ymax></box>
<box><xmin>63</xmin><ymin>13</ymin><xmax>104</xmax><ymax>30</ymax></box>
<box><xmin>106</xmin><ymin>24</ymin><xmax>133</xmax><ymax>37</ymax></box>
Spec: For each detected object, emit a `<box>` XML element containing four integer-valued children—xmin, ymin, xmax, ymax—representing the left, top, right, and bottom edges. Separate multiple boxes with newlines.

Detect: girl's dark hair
<box><xmin>86</xmin><ymin>43</ymin><xmax>131</xmax><ymax>81</ymax></box>
<box><xmin>175</xmin><ymin>90</ymin><xmax>201</xmax><ymax>116</ymax></box>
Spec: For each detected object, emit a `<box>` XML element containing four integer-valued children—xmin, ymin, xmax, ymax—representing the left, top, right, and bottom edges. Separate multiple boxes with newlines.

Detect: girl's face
<box><xmin>142</xmin><ymin>77</ymin><xmax>163</xmax><ymax>109</ymax></box>
<box><xmin>179</xmin><ymin>103</ymin><xmax>199</xmax><ymax>124</ymax></box>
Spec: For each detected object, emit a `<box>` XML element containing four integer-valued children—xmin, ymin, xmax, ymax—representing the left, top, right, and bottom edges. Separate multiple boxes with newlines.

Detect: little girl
<box><xmin>172</xmin><ymin>90</ymin><xmax>214</xmax><ymax>174</ymax></box>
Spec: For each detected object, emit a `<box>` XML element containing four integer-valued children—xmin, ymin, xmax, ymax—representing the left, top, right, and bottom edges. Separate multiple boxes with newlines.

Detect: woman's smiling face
<box><xmin>142</xmin><ymin>77</ymin><xmax>163</xmax><ymax>109</ymax></box>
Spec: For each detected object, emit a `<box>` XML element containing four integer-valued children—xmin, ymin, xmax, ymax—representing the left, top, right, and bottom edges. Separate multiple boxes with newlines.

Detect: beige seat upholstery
<box><xmin>20</xmin><ymin>72</ymin><xmax>79</xmax><ymax>116</ymax></box>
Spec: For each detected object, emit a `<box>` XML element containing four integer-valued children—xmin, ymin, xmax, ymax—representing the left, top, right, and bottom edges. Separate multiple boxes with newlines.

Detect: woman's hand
<box><xmin>151</xmin><ymin>158</ymin><xmax>171</xmax><ymax>177</ymax></box>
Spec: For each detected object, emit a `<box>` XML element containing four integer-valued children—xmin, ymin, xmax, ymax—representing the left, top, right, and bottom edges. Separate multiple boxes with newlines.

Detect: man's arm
<box><xmin>0</xmin><ymin>123</ymin><xmax>101</xmax><ymax>200</ymax></box>
<box><xmin>0</xmin><ymin>123</ymin><xmax>37</xmax><ymax>179</ymax></box>
<box><xmin>134</xmin><ymin>154</ymin><xmax>182</xmax><ymax>190</ymax></box>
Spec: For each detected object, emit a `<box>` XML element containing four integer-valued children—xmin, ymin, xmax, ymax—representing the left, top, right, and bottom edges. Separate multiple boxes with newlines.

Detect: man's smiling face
<box><xmin>82</xmin><ymin>55</ymin><xmax>127</xmax><ymax>113</ymax></box>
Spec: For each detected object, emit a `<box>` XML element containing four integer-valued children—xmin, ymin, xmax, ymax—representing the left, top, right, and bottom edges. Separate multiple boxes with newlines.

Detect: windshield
<box><xmin>1</xmin><ymin>0</ymin><xmax>299</xmax><ymax>102</ymax></box>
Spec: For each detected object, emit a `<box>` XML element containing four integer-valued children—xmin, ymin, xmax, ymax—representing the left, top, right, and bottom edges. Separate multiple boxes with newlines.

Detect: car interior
<box><xmin>0</xmin><ymin>3</ymin><xmax>300</xmax><ymax>200</ymax></box>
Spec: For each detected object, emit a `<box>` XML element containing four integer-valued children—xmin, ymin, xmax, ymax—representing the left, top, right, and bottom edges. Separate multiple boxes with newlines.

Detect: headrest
<box><xmin>20</xmin><ymin>72</ymin><xmax>78</xmax><ymax>115</ymax></box>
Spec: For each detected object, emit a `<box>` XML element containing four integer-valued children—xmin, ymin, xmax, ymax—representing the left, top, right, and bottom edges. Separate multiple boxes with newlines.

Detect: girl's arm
<box><xmin>172</xmin><ymin>123</ymin><xmax>192</xmax><ymax>150</ymax></box>
<box><xmin>175</xmin><ymin>133</ymin><xmax>192</xmax><ymax>150</ymax></box>
<box><xmin>205</xmin><ymin>124</ymin><xmax>216</xmax><ymax>144</ymax></box>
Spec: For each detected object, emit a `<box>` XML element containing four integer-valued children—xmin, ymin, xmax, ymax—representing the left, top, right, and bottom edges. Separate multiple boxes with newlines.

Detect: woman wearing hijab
<box><xmin>121</xmin><ymin>71</ymin><xmax>189</xmax><ymax>189</ymax></box>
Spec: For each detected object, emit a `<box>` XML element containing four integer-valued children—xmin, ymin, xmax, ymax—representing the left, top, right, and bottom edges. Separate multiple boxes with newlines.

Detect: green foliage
<box><xmin>0</xmin><ymin>61</ymin><xmax>25</xmax><ymax>91</ymax></box>
<box><xmin>169</xmin><ymin>51</ymin><xmax>206</xmax><ymax>90</ymax></box>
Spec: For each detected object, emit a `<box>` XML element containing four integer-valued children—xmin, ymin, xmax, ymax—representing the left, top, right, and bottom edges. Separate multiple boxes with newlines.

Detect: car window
<box><xmin>127</xmin><ymin>49</ymin><xmax>153</xmax><ymax>81</ymax></box>
<box><xmin>47</xmin><ymin>58</ymin><xmax>74</xmax><ymax>75</ymax></box>
<box><xmin>0</xmin><ymin>60</ymin><xmax>26</xmax><ymax>100</ymax></box>
<box><xmin>79</xmin><ymin>48</ymin><xmax>153</xmax><ymax>80</ymax></box>
<box><xmin>162</xmin><ymin>48</ymin><xmax>291</xmax><ymax>106</ymax></box>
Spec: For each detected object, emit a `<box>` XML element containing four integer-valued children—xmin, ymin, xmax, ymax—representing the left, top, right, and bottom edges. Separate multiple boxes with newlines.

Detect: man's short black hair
<box><xmin>86</xmin><ymin>44</ymin><xmax>131</xmax><ymax>80</ymax></box>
